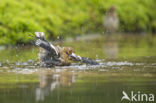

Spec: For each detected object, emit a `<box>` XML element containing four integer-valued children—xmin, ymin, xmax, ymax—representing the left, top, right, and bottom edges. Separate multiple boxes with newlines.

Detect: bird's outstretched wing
<box><xmin>34</xmin><ymin>32</ymin><xmax>59</xmax><ymax>57</ymax></box>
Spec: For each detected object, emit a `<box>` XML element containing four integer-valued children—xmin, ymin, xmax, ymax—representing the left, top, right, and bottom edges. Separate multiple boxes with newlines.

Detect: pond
<box><xmin>0</xmin><ymin>34</ymin><xmax>156</xmax><ymax>103</ymax></box>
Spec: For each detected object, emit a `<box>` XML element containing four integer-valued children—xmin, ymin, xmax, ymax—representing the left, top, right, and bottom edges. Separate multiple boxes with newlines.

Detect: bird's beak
<box><xmin>69</xmin><ymin>53</ymin><xmax>81</xmax><ymax>61</ymax></box>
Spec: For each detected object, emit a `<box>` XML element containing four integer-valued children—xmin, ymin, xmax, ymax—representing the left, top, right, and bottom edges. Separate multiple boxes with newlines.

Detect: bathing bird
<box><xmin>33</xmin><ymin>32</ymin><xmax>99</xmax><ymax>67</ymax></box>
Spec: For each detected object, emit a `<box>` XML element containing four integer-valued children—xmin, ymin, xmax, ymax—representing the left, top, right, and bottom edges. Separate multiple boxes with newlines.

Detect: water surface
<box><xmin>0</xmin><ymin>34</ymin><xmax>156</xmax><ymax>103</ymax></box>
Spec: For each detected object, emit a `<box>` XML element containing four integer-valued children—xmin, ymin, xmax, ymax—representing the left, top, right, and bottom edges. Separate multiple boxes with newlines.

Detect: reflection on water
<box><xmin>0</xmin><ymin>59</ymin><xmax>156</xmax><ymax>103</ymax></box>
<box><xmin>103</xmin><ymin>35</ymin><xmax>119</xmax><ymax>58</ymax></box>
<box><xmin>36</xmin><ymin>70</ymin><xmax>75</xmax><ymax>102</ymax></box>
<box><xmin>0</xmin><ymin>66</ymin><xmax>156</xmax><ymax>103</ymax></box>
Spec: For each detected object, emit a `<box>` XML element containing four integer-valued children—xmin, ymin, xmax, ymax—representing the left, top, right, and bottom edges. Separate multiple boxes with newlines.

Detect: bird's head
<box><xmin>63</xmin><ymin>47</ymin><xmax>74</xmax><ymax>56</ymax></box>
<box><xmin>62</xmin><ymin>47</ymin><xmax>81</xmax><ymax>61</ymax></box>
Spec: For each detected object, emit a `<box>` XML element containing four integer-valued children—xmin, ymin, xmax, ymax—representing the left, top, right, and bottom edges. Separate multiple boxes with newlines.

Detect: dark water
<box><xmin>0</xmin><ymin>34</ymin><xmax>156</xmax><ymax>103</ymax></box>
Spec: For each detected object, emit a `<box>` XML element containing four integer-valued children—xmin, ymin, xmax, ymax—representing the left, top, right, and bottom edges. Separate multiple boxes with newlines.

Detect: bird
<box><xmin>103</xmin><ymin>6</ymin><xmax>119</xmax><ymax>34</ymax></box>
<box><xmin>33</xmin><ymin>32</ymin><xmax>99</xmax><ymax>67</ymax></box>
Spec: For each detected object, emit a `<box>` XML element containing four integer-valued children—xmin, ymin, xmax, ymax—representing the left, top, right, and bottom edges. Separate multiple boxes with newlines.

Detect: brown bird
<box><xmin>103</xmin><ymin>6</ymin><xmax>119</xmax><ymax>33</ymax></box>
<box><xmin>34</xmin><ymin>32</ymin><xmax>98</xmax><ymax>67</ymax></box>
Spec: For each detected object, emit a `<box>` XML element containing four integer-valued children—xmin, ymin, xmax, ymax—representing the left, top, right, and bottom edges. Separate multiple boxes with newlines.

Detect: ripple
<box><xmin>101</xmin><ymin>61</ymin><xmax>133</xmax><ymax>66</ymax></box>
<box><xmin>55</xmin><ymin>61</ymin><xmax>138</xmax><ymax>70</ymax></box>
<box><xmin>16</xmin><ymin>62</ymin><xmax>29</xmax><ymax>66</ymax></box>
<box><xmin>0</xmin><ymin>60</ymin><xmax>146</xmax><ymax>73</ymax></box>
<box><xmin>12</xmin><ymin>68</ymin><xmax>38</xmax><ymax>74</ymax></box>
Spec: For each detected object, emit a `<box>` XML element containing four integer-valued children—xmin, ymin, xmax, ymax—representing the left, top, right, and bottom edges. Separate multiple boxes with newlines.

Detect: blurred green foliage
<box><xmin>0</xmin><ymin>0</ymin><xmax>155</xmax><ymax>45</ymax></box>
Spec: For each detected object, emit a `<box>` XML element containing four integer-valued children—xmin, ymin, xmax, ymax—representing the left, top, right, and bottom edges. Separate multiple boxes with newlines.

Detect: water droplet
<box><xmin>0</xmin><ymin>62</ymin><xmax>2</xmax><ymax>67</ymax></box>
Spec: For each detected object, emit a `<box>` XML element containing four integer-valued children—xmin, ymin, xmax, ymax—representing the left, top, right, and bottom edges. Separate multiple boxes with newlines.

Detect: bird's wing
<box><xmin>69</xmin><ymin>53</ymin><xmax>99</xmax><ymax>65</ymax></box>
<box><xmin>35</xmin><ymin>32</ymin><xmax>45</xmax><ymax>40</ymax></box>
<box><xmin>81</xmin><ymin>57</ymin><xmax>99</xmax><ymax>65</ymax></box>
<box><xmin>34</xmin><ymin>32</ymin><xmax>59</xmax><ymax>57</ymax></box>
<box><xmin>35</xmin><ymin>39</ymin><xmax>59</xmax><ymax>57</ymax></box>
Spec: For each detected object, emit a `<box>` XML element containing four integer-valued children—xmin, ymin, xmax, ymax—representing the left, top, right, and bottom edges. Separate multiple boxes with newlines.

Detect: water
<box><xmin>0</xmin><ymin>34</ymin><xmax>156</xmax><ymax>103</ymax></box>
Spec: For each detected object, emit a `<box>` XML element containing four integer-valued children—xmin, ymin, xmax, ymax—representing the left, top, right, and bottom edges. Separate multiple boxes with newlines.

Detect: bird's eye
<box><xmin>66</xmin><ymin>52</ymin><xmax>69</xmax><ymax>55</ymax></box>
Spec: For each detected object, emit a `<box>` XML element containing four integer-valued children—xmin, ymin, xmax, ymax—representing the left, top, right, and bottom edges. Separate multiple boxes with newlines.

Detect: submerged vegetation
<box><xmin>0</xmin><ymin>0</ymin><xmax>155</xmax><ymax>45</ymax></box>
